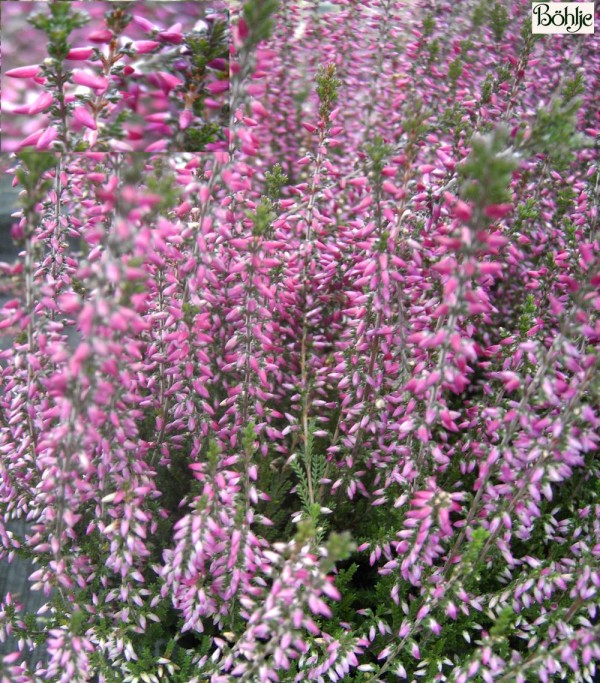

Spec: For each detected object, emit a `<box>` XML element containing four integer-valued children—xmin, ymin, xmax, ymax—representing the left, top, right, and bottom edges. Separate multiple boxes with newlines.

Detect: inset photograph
<box><xmin>1</xmin><ymin>1</ymin><xmax>229</xmax><ymax>153</ymax></box>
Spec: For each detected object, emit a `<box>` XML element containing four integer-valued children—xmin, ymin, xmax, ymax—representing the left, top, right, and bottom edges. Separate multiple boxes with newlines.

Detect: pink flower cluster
<box><xmin>0</xmin><ymin>0</ymin><xmax>599</xmax><ymax>681</ymax></box>
<box><xmin>1</xmin><ymin>2</ymin><xmax>228</xmax><ymax>152</ymax></box>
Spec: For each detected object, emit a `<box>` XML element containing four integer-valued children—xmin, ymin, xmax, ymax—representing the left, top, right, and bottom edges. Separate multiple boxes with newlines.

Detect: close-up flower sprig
<box><xmin>0</xmin><ymin>1</ymin><xmax>599</xmax><ymax>682</ymax></box>
<box><xmin>1</xmin><ymin>2</ymin><xmax>229</xmax><ymax>153</ymax></box>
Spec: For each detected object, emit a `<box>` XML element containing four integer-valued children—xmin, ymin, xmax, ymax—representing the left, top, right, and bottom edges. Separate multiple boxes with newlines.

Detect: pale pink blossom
<box><xmin>5</xmin><ymin>64</ymin><xmax>41</xmax><ymax>78</ymax></box>
<box><xmin>73</xmin><ymin>106</ymin><xmax>97</xmax><ymax>131</ymax></box>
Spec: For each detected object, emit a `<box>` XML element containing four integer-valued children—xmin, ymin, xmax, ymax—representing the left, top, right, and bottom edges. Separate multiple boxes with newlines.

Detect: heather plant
<box><xmin>0</xmin><ymin>1</ymin><xmax>599</xmax><ymax>682</ymax></box>
<box><xmin>0</xmin><ymin>2</ymin><xmax>229</xmax><ymax>153</ymax></box>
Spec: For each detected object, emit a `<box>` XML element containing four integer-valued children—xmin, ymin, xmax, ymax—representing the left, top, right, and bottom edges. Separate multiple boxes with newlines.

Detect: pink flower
<box><xmin>5</xmin><ymin>64</ymin><xmax>41</xmax><ymax>78</ymax></box>
<box><xmin>206</xmin><ymin>81</ymin><xmax>230</xmax><ymax>95</ymax></box>
<box><xmin>207</xmin><ymin>58</ymin><xmax>228</xmax><ymax>72</ymax></box>
<box><xmin>132</xmin><ymin>40</ymin><xmax>161</xmax><ymax>54</ymax></box>
<box><xmin>145</xmin><ymin>139</ymin><xmax>169</xmax><ymax>152</ymax></box>
<box><xmin>158</xmin><ymin>23</ymin><xmax>184</xmax><ymax>44</ymax></box>
<box><xmin>453</xmin><ymin>200</ymin><xmax>473</xmax><ymax>222</ymax></box>
<box><xmin>66</xmin><ymin>47</ymin><xmax>95</xmax><ymax>60</ymax></box>
<box><xmin>109</xmin><ymin>140</ymin><xmax>134</xmax><ymax>152</ymax></box>
<box><xmin>28</xmin><ymin>92</ymin><xmax>54</xmax><ymax>115</ymax></box>
<box><xmin>156</xmin><ymin>71</ymin><xmax>182</xmax><ymax>92</ymax></box>
<box><xmin>57</xmin><ymin>293</ymin><xmax>82</xmax><ymax>314</ymax></box>
<box><xmin>179</xmin><ymin>110</ymin><xmax>193</xmax><ymax>130</ymax></box>
<box><xmin>3</xmin><ymin>652</ymin><xmax>21</xmax><ymax>664</ymax></box>
<box><xmin>88</xmin><ymin>29</ymin><xmax>114</xmax><ymax>43</ymax></box>
<box><xmin>73</xmin><ymin>106</ymin><xmax>97</xmax><ymax>131</ymax></box>
<box><xmin>236</xmin><ymin>18</ymin><xmax>249</xmax><ymax>41</ymax></box>
<box><xmin>36</xmin><ymin>126</ymin><xmax>58</xmax><ymax>150</ymax></box>
<box><xmin>484</xmin><ymin>203</ymin><xmax>512</xmax><ymax>219</ymax></box>
<box><xmin>409</xmin><ymin>484</ymin><xmax>462</xmax><ymax>536</ymax></box>
<box><xmin>72</xmin><ymin>71</ymin><xmax>109</xmax><ymax>92</ymax></box>
<box><xmin>132</xmin><ymin>15</ymin><xmax>159</xmax><ymax>32</ymax></box>
<box><xmin>14</xmin><ymin>129</ymin><xmax>44</xmax><ymax>150</ymax></box>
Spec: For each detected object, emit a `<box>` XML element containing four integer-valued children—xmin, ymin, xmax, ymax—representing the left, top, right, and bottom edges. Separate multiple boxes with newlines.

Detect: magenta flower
<box><xmin>35</xmin><ymin>125</ymin><xmax>58</xmax><ymax>150</ymax></box>
<box><xmin>73</xmin><ymin>106</ymin><xmax>97</xmax><ymax>131</ymax></box>
<box><xmin>132</xmin><ymin>15</ymin><xmax>159</xmax><ymax>32</ymax></box>
<box><xmin>66</xmin><ymin>47</ymin><xmax>95</xmax><ymax>60</ymax></box>
<box><xmin>14</xmin><ymin>128</ymin><xmax>44</xmax><ymax>150</ymax></box>
<box><xmin>1</xmin><ymin>2</ymin><xmax>598</xmax><ymax>680</ymax></box>
<box><xmin>484</xmin><ymin>203</ymin><xmax>513</xmax><ymax>219</ymax></box>
<box><xmin>158</xmin><ymin>23</ymin><xmax>184</xmax><ymax>44</ymax></box>
<box><xmin>5</xmin><ymin>64</ymin><xmax>41</xmax><ymax>78</ymax></box>
<box><xmin>27</xmin><ymin>91</ymin><xmax>54</xmax><ymax>115</ymax></box>
<box><xmin>179</xmin><ymin>109</ymin><xmax>193</xmax><ymax>130</ymax></box>
<box><xmin>88</xmin><ymin>28</ymin><xmax>113</xmax><ymax>43</ymax></box>
<box><xmin>155</xmin><ymin>71</ymin><xmax>183</xmax><ymax>92</ymax></box>
<box><xmin>206</xmin><ymin>80</ymin><xmax>230</xmax><ymax>95</ymax></box>
<box><xmin>2</xmin><ymin>1</ymin><xmax>228</xmax><ymax>151</ymax></box>
<box><xmin>72</xmin><ymin>70</ymin><xmax>109</xmax><ymax>91</ymax></box>
<box><xmin>132</xmin><ymin>40</ymin><xmax>161</xmax><ymax>54</ymax></box>
<box><xmin>409</xmin><ymin>484</ymin><xmax>463</xmax><ymax>536</ymax></box>
<box><xmin>144</xmin><ymin>139</ymin><xmax>168</xmax><ymax>152</ymax></box>
<box><xmin>453</xmin><ymin>200</ymin><xmax>473</xmax><ymax>222</ymax></box>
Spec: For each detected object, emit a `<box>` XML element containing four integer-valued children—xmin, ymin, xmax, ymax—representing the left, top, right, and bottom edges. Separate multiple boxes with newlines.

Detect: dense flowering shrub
<box><xmin>0</xmin><ymin>0</ymin><xmax>599</xmax><ymax>682</ymax></box>
<box><xmin>1</xmin><ymin>2</ymin><xmax>229</xmax><ymax>153</ymax></box>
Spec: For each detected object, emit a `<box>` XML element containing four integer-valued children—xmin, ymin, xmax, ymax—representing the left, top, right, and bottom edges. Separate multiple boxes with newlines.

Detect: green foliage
<box><xmin>320</xmin><ymin>531</ymin><xmax>356</xmax><ymax>574</ymax></box>
<box><xmin>73</xmin><ymin>140</ymin><xmax>91</xmax><ymax>152</ymax></box>
<box><xmin>192</xmin><ymin>94</ymin><xmax>208</xmax><ymax>118</ymax></box>
<box><xmin>402</xmin><ymin>97</ymin><xmax>430</xmax><ymax>138</ymax></box>
<box><xmin>517</xmin><ymin>197</ymin><xmax>539</xmax><ymax>221</ymax></box>
<box><xmin>14</xmin><ymin>152</ymin><xmax>57</xmax><ymax>222</ymax></box>
<box><xmin>472</xmin><ymin>1</ymin><xmax>486</xmax><ymax>28</ymax></box>
<box><xmin>510</xmin><ymin>197</ymin><xmax>540</xmax><ymax>238</ymax></box>
<box><xmin>554</xmin><ymin>186</ymin><xmax>576</xmax><ymax>222</ymax></box>
<box><xmin>256</xmin><ymin>461</ymin><xmax>295</xmax><ymax>544</ymax></box>
<box><xmin>247</xmin><ymin>198</ymin><xmax>276</xmax><ymax>237</ymax></box>
<box><xmin>27</xmin><ymin>2</ymin><xmax>89</xmax><ymax>63</ymax></box>
<box><xmin>518</xmin><ymin>293</ymin><xmax>537</xmax><ymax>337</ymax></box>
<box><xmin>489</xmin><ymin>2</ymin><xmax>510</xmax><ymax>42</ymax></box>
<box><xmin>244</xmin><ymin>164</ymin><xmax>288</xmax><ymax>237</ymax></box>
<box><xmin>242</xmin><ymin>420</ymin><xmax>257</xmax><ymax>458</ymax></box>
<box><xmin>422</xmin><ymin>14</ymin><xmax>435</xmax><ymax>36</ymax></box>
<box><xmin>264</xmin><ymin>163</ymin><xmax>288</xmax><ymax>200</ymax></box>
<box><xmin>328</xmin><ymin>563</ymin><xmax>359</xmax><ymax>622</ymax></box>
<box><xmin>186</xmin><ymin>17</ymin><xmax>228</xmax><ymax>101</ymax></box>
<box><xmin>491</xmin><ymin>606</ymin><xmax>516</xmax><ymax>639</ymax></box>
<box><xmin>459</xmin><ymin>126</ymin><xmax>518</xmax><ymax>209</ymax></box>
<box><xmin>480</xmin><ymin>64</ymin><xmax>511</xmax><ymax>107</ymax></box>
<box><xmin>290</xmin><ymin>419</ymin><xmax>330</xmax><ymax>544</ymax></box>
<box><xmin>441</xmin><ymin>103</ymin><xmax>472</xmax><ymax>146</ymax></box>
<box><xmin>459</xmin><ymin>527</ymin><xmax>491</xmax><ymax>585</ymax></box>
<box><xmin>365</xmin><ymin>135</ymin><xmax>392</xmax><ymax>180</ymax></box>
<box><xmin>144</xmin><ymin>161</ymin><xmax>182</xmax><ymax>216</ymax></box>
<box><xmin>364</xmin><ymin>134</ymin><xmax>393</xmax><ymax>238</ymax></box>
<box><xmin>562</xmin><ymin>72</ymin><xmax>586</xmax><ymax>104</ymax></box>
<box><xmin>187</xmin><ymin>19</ymin><xmax>228</xmax><ymax>70</ymax></box>
<box><xmin>426</xmin><ymin>38</ymin><xmax>440</xmax><ymax>65</ymax></box>
<box><xmin>563</xmin><ymin>218</ymin><xmax>577</xmax><ymax>248</ymax></box>
<box><xmin>97</xmin><ymin>110</ymin><xmax>131</xmax><ymax>144</ymax></box>
<box><xmin>460</xmin><ymin>39</ymin><xmax>475</xmax><ymax>58</ymax></box>
<box><xmin>241</xmin><ymin>0</ymin><xmax>280</xmax><ymax>50</ymax></box>
<box><xmin>526</xmin><ymin>98</ymin><xmax>592</xmax><ymax>168</ymax></box>
<box><xmin>104</xmin><ymin>4</ymin><xmax>132</xmax><ymax>35</ymax></box>
<box><xmin>183</xmin><ymin>123</ymin><xmax>223</xmax><ymax>152</ymax></box>
<box><xmin>448</xmin><ymin>58</ymin><xmax>463</xmax><ymax>87</ymax></box>
<box><xmin>315</xmin><ymin>63</ymin><xmax>341</xmax><ymax>122</ymax></box>
<box><xmin>15</xmin><ymin>151</ymin><xmax>56</xmax><ymax>189</ymax></box>
<box><xmin>69</xmin><ymin>609</ymin><xmax>87</xmax><ymax>636</ymax></box>
<box><xmin>28</xmin><ymin>1</ymin><xmax>90</xmax><ymax>56</ymax></box>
